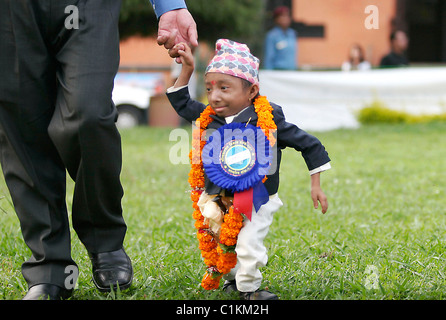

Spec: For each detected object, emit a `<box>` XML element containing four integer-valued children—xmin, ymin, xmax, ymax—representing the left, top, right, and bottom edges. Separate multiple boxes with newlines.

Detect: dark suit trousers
<box><xmin>0</xmin><ymin>0</ymin><xmax>126</xmax><ymax>288</ymax></box>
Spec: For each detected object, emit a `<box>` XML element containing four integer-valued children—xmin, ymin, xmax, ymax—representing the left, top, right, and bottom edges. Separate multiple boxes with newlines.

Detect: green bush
<box><xmin>358</xmin><ymin>100</ymin><xmax>446</xmax><ymax>124</ymax></box>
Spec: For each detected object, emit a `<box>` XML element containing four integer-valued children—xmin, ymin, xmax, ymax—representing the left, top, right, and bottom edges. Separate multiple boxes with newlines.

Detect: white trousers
<box><xmin>224</xmin><ymin>193</ymin><xmax>283</xmax><ymax>292</ymax></box>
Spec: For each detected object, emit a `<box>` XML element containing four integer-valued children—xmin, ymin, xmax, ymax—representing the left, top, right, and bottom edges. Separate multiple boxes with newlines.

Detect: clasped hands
<box><xmin>156</xmin><ymin>9</ymin><xmax>198</xmax><ymax>62</ymax></box>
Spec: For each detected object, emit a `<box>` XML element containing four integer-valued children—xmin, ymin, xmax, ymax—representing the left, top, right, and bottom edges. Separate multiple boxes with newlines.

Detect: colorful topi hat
<box><xmin>205</xmin><ymin>39</ymin><xmax>260</xmax><ymax>86</ymax></box>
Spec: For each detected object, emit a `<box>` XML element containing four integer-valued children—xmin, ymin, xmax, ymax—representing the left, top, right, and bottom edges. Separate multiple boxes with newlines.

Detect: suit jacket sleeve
<box><xmin>273</xmin><ymin>104</ymin><xmax>330</xmax><ymax>171</ymax></box>
<box><xmin>149</xmin><ymin>0</ymin><xmax>187</xmax><ymax>18</ymax></box>
<box><xmin>166</xmin><ymin>86</ymin><xmax>207</xmax><ymax>122</ymax></box>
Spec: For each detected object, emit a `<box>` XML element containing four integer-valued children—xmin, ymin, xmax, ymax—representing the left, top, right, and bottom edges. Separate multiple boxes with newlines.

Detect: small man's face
<box><xmin>205</xmin><ymin>73</ymin><xmax>258</xmax><ymax>118</ymax></box>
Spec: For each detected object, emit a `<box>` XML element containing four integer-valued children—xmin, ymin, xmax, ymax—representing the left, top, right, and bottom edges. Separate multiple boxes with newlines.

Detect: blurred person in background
<box><xmin>342</xmin><ymin>43</ymin><xmax>371</xmax><ymax>71</ymax></box>
<box><xmin>380</xmin><ymin>30</ymin><xmax>409</xmax><ymax>67</ymax></box>
<box><xmin>264</xmin><ymin>6</ymin><xmax>297</xmax><ymax>70</ymax></box>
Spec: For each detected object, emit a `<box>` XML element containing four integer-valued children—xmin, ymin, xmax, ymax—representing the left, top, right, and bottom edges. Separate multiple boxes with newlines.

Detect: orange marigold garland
<box><xmin>254</xmin><ymin>95</ymin><xmax>277</xmax><ymax>147</ymax></box>
<box><xmin>189</xmin><ymin>96</ymin><xmax>277</xmax><ymax>290</ymax></box>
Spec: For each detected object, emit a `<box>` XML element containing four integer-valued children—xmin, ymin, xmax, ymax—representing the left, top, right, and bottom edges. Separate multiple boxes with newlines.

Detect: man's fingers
<box><xmin>156</xmin><ymin>33</ymin><xmax>167</xmax><ymax>46</ymax></box>
<box><xmin>168</xmin><ymin>43</ymin><xmax>184</xmax><ymax>58</ymax></box>
<box><xmin>320</xmin><ymin>197</ymin><xmax>328</xmax><ymax>214</ymax></box>
<box><xmin>157</xmin><ymin>29</ymin><xmax>178</xmax><ymax>49</ymax></box>
<box><xmin>187</xmin><ymin>26</ymin><xmax>198</xmax><ymax>47</ymax></box>
<box><xmin>312</xmin><ymin>194</ymin><xmax>328</xmax><ymax>214</ymax></box>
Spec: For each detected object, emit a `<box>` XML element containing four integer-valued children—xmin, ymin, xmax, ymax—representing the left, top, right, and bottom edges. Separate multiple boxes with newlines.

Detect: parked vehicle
<box><xmin>112</xmin><ymin>72</ymin><xmax>164</xmax><ymax>129</ymax></box>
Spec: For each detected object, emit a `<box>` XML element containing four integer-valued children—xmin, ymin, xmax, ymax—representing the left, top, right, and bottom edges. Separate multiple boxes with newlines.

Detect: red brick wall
<box><xmin>294</xmin><ymin>0</ymin><xmax>397</xmax><ymax>68</ymax></box>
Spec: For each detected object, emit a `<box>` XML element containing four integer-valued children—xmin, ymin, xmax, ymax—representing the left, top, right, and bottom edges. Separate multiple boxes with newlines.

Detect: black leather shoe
<box><xmin>222</xmin><ymin>280</ymin><xmax>238</xmax><ymax>293</ymax></box>
<box><xmin>23</xmin><ymin>284</ymin><xmax>73</xmax><ymax>300</ymax></box>
<box><xmin>240</xmin><ymin>289</ymin><xmax>278</xmax><ymax>300</ymax></box>
<box><xmin>89</xmin><ymin>247</ymin><xmax>133</xmax><ymax>292</ymax></box>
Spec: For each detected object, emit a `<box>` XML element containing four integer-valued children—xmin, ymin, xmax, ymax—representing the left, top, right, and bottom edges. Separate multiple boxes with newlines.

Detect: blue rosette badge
<box><xmin>202</xmin><ymin>122</ymin><xmax>272</xmax><ymax>220</ymax></box>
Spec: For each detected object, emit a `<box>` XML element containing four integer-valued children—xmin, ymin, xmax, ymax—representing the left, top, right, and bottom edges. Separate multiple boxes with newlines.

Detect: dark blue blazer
<box><xmin>167</xmin><ymin>87</ymin><xmax>330</xmax><ymax>195</ymax></box>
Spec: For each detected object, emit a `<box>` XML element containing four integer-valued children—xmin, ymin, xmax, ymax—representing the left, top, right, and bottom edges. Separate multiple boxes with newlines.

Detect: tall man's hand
<box><xmin>157</xmin><ymin>8</ymin><xmax>198</xmax><ymax>61</ymax></box>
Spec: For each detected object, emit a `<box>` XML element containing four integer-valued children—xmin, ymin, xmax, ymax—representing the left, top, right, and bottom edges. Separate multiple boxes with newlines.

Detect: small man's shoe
<box><xmin>89</xmin><ymin>247</ymin><xmax>133</xmax><ymax>292</ymax></box>
<box><xmin>240</xmin><ymin>289</ymin><xmax>278</xmax><ymax>300</ymax></box>
<box><xmin>222</xmin><ymin>280</ymin><xmax>238</xmax><ymax>293</ymax></box>
<box><xmin>23</xmin><ymin>284</ymin><xmax>73</xmax><ymax>300</ymax></box>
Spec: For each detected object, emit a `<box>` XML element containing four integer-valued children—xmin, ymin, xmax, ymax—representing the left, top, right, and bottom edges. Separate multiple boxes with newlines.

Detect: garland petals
<box><xmin>190</xmin><ymin>96</ymin><xmax>277</xmax><ymax>290</ymax></box>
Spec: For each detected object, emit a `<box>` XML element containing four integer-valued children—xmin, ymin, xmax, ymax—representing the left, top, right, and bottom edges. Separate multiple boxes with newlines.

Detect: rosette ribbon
<box><xmin>202</xmin><ymin>122</ymin><xmax>272</xmax><ymax>220</ymax></box>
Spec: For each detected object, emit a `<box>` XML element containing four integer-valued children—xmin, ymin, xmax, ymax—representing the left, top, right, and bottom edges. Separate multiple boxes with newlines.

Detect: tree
<box><xmin>119</xmin><ymin>0</ymin><xmax>265</xmax><ymax>52</ymax></box>
<box><xmin>119</xmin><ymin>0</ymin><xmax>158</xmax><ymax>40</ymax></box>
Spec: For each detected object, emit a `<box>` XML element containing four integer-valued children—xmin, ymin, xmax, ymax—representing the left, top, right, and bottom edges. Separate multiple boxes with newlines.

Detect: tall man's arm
<box><xmin>149</xmin><ymin>0</ymin><xmax>198</xmax><ymax>58</ymax></box>
<box><xmin>149</xmin><ymin>0</ymin><xmax>187</xmax><ymax>18</ymax></box>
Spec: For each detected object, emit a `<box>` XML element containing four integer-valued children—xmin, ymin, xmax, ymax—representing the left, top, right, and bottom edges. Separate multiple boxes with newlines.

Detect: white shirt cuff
<box><xmin>166</xmin><ymin>85</ymin><xmax>188</xmax><ymax>94</ymax></box>
<box><xmin>309</xmin><ymin>162</ymin><xmax>331</xmax><ymax>175</ymax></box>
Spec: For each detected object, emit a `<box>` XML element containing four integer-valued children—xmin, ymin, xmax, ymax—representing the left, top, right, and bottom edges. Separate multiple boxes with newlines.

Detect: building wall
<box><xmin>119</xmin><ymin>36</ymin><xmax>173</xmax><ymax>70</ymax></box>
<box><xmin>294</xmin><ymin>0</ymin><xmax>397</xmax><ymax>68</ymax></box>
<box><xmin>119</xmin><ymin>0</ymin><xmax>398</xmax><ymax>70</ymax></box>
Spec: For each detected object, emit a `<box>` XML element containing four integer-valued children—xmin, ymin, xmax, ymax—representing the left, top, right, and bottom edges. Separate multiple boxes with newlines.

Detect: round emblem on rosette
<box><xmin>221</xmin><ymin>139</ymin><xmax>256</xmax><ymax>177</ymax></box>
<box><xmin>202</xmin><ymin>122</ymin><xmax>272</xmax><ymax>193</ymax></box>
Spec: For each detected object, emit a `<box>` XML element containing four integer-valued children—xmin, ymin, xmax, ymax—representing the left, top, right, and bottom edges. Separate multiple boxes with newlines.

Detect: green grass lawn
<box><xmin>0</xmin><ymin>122</ymin><xmax>445</xmax><ymax>300</ymax></box>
